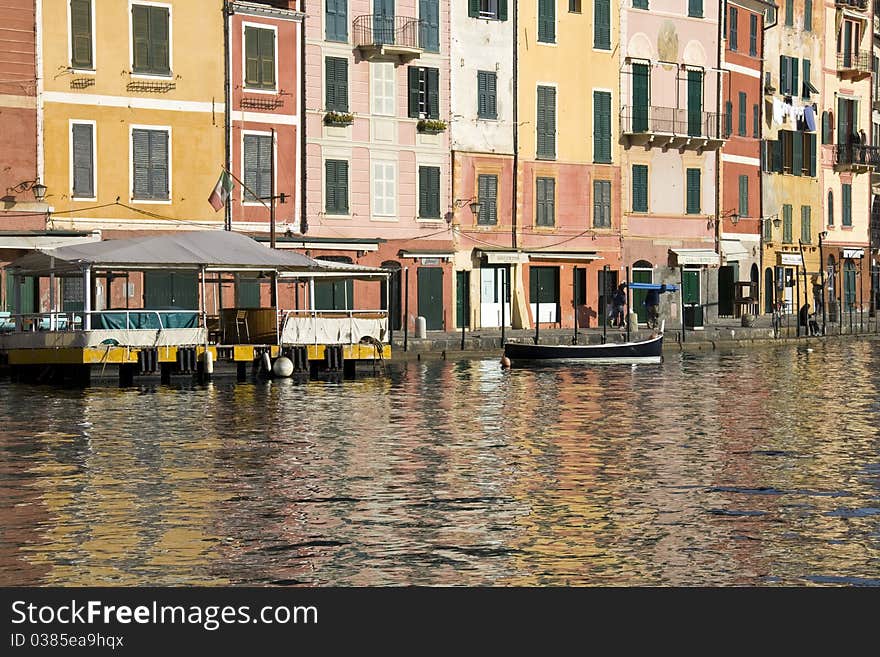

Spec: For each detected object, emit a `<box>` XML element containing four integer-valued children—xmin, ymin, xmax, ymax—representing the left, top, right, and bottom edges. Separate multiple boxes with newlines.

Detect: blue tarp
<box><xmin>626</xmin><ymin>283</ymin><xmax>679</xmax><ymax>292</ymax></box>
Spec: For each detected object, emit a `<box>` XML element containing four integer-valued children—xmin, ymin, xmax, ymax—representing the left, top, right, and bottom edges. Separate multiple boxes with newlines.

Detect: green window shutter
<box><xmin>150</xmin><ymin>130</ymin><xmax>168</xmax><ymax>199</ymax></box>
<box><xmin>477</xmin><ymin>174</ymin><xmax>498</xmax><ymax>225</ymax></box>
<box><xmin>498</xmin><ymin>0</ymin><xmax>508</xmax><ymax>21</ymax></box>
<box><xmin>325</xmin><ymin>58</ymin><xmax>344</xmax><ymax>111</ymax></box>
<box><xmin>780</xmin><ymin>56</ymin><xmax>788</xmax><ymax>95</ymax></box>
<box><xmin>244</xmin><ymin>135</ymin><xmax>272</xmax><ymax>203</ymax></box>
<box><xmin>538</xmin><ymin>0</ymin><xmax>555</xmax><ymax>43</ymax></box>
<box><xmin>772</xmin><ymin>138</ymin><xmax>783</xmax><ymax>172</ymax></box>
<box><xmin>133</xmin><ymin>128</ymin><xmax>168</xmax><ymax>200</ymax></box>
<box><xmin>594</xmin><ymin>0</ymin><xmax>610</xmax><ymax>49</ymax></box>
<box><xmin>785</xmin><ymin>0</ymin><xmax>793</xmax><ymax>26</ymax></box>
<box><xmin>807</xmin><ymin>134</ymin><xmax>817</xmax><ymax>177</ymax></box>
<box><xmin>419</xmin><ymin>166</ymin><xmax>440</xmax><ymax>218</ymax></box>
<box><xmin>536</xmin><ymin>177</ymin><xmax>554</xmax><ymax>226</ymax></box>
<box><xmin>426</xmin><ymin>67</ymin><xmax>440</xmax><ymax>119</ymax></box>
<box><xmin>792</xmin><ymin>131</ymin><xmax>802</xmax><ymax>176</ymax></box>
<box><xmin>407</xmin><ymin>67</ymin><xmax>421</xmax><ymax>118</ymax></box>
<box><xmin>538</xmin><ymin>86</ymin><xmax>556</xmax><ymax>160</ymax></box>
<box><xmin>686</xmin><ymin>168</ymin><xmax>701</xmax><ymax>214</ymax></box>
<box><xmin>259</xmin><ymin>28</ymin><xmax>276</xmax><ymax>89</ymax></box>
<box><xmin>148</xmin><ymin>7</ymin><xmax>169</xmax><ymax>74</ymax></box>
<box><xmin>593</xmin><ymin>180</ymin><xmax>611</xmax><ymax>227</ymax></box>
<box><xmin>634</xmin><ymin>0</ymin><xmax>648</xmax><ymax>8</ymax></box>
<box><xmin>632</xmin><ymin>164</ymin><xmax>648</xmax><ymax>212</ymax></box>
<box><xmin>687</xmin><ymin>70</ymin><xmax>703</xmax><ymax>137</ymax></box>
<box><xmin>753</xmin><ymin>104</ymin><xmax>760</xmax><ymax>138</ymax></box>
<box><xmin>801</xmin><ymin>206</ymin><xmax>811</xmax><ymax>243</ymax></box>
<box><xmin>430</xmin><ymin>167</ymin><xmax>440</xmax><ymax>217</ymax></box>
<box><xmin>326</xmin><ymin>160</ymin><xmax>349</xmax><ymax>214</ymax></box>
<box><xmin>245</xmin><ymin>27</ymin><xmax>260</xmax><ymax>86</ymax></box>
<box><xmin>468</xmin><ymin>0</ymin><xmax>479</xmax><ymax>18</ymax></box>
<box><xmin>594</xmin><ymin>90</ymin><xmax>611</xmax><ymax>162</ymax></box>
<box><xmin>837</xmin><ymin>97</ymin><xmax>849</xmax><ymax>144</ymax></box>
<box><xmin>724</xmin><ymin>100</ymin><xmax>732</xmax><ymax>136</ymax></box>
<box><xmin>783</xmin><ymin>204</ymin><xmax>792</xmax><ymax>242</ymax></box>
<box><xmin>72</xmin><ymin>123</ymin><xmax>94</xmax><ymax>198</ymax></box>
<box><xmin>802</xmin><ymin>59</ymin><xmax>810</xmax><ymax>99</ymax></box>
<box><xmin>804</xmin><ymin>0</ymin><xmax>812</xmax><ymax>31</ymax></box>
<box><xmin>132</xmin><ymin>5</ymin><xmax>150</xmax><ymax>72</ymax></box>
<box><xmin>738</xmin><ymin>92</ymin><xmax>747</xmax><ymax>136</ymax></box>
<box><xmin>729</xmin><ymin>8</ymin><xmax>737</xmax><ymax>51</ymax></box>
<box><xmin>842</xmin><ymin>184</ymin><xmax>852</xmax><ymax>226</ymax></box>
<box><xmin>70</xmin><ymin>0</ymin><xmax>92</xmax><ymax>69</ymax></box>
<box><xmin>338</xmin><ymin>58</ymin><xmax>348</xmax><ymax>111</ymax></box>
<box><xmin>632</xmin><ymin>63</ymin><xmax>649</xmax><ymax>132</ymax></box>
<box><xmin>688</xmin><ymin>0</ymin><xmax>702</xmax><ymax>18</ymax></box>
<box><xmin>738</xmin><ymin>175</ymin><xmax>748</xmax><ymax>217</ymax></box>
<box><xmin>749</xmin><ymin>14</ymin><xmax>757</xmax><ymax>56</ymax></box>
<box><xmin>326</xmin><ymin>0</ymin><xmax>348</xmax><ymax>42</ymax></box>
<box><xmin>477</xmin><ymin>71</ymin><xmax>497</xmax><ymax>119</ymax></box>
<box><xmin>418</xmin><ymin>167</ymin><xmax>429</xmax><ymax>218</ymax></box>
<box><xmin>790</xmin><ymin>58</ymin><xmax>798</xmax><ymax>99</ymax></box>
<box><xmin>132</xmin><ymin>129</ymin><xmax>149</xmax><ymax>198</ymax></box>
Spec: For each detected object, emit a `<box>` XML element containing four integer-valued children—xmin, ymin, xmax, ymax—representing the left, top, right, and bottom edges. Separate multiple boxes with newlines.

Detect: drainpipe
<box><xmin>715</xmin><ymin>2</ymin><xmax>724</xmax><ymax>326</ymax></box>
<box><xmin>759</xmin><ymin>3</ymin><xmax>778</xmax><ymax>314</ymax></box>
<box><xmin>224</xmin><ymin>1</ymin><xmax>232</xmax><ymax>231</ymax></box>
<box><xmin>510</xmin><ymin>0</ymin><xmax>520</xmax><ymax>328</ymax></box>
<box><xmin>299</xmin><ymin>2</ymin><xmax>308</xmax><ymax>235</ymax></box>
<box><xmin>35</xmin><ymin>0</ymin><xmax>44</xmax><ymax>187</ymax></box>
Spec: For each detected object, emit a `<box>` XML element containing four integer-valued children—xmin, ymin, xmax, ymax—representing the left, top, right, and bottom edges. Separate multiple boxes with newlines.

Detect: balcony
<box><xmin>834</xmin><ymin>144</ymin><xmax>880</xmax><ymax>172</ymax></box>
<box><xmin>837</xmin><ymin>50</ymin><xmax>872</xmax><ymax>81</ymax></box>
<box><xmin>353</xmin><ymin>15</ymin><xmax>422</xmax><ymax>62</ymax></box>
<box><xmin>836</xmin><ymin>0</ymin><xmax>868</xmax><ymax>9</ymax></box>
<box><xmin>620</xmin><ymin>105</ymin><xmax>725</xmax><ymax>153</ymax></box>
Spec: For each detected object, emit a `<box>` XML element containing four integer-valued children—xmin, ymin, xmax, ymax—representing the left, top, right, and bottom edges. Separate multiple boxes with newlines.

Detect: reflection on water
<box><xmin>1</xmin><ymin>340</ymin><xmax>879</xmax><ymax>586</ymax></box>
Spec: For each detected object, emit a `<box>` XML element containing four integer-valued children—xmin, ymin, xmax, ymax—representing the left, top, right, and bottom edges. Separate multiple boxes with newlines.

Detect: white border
<box><xmin>240</xmin><ymin>129</ymin><xmax>277</xmax><ymax>207</ymax></box>
<box><xmin>66</xmin><ymin>0</ymin><xmax>96</xmax><ymax>73</ymax></box>
<box><xmin>69</xmin><ymin>119</ymin><xmax>97</xmax><ymax>201</ymax></box>
<box><xmin>128</xmin><ymin>1</ymin><xmax>173</xmax><ymax>79</ymax></box>
<box><xmin>129</xmin><ymin>123</ymin><xmax>172</xmax><ymax>204</ymax></box>
<box><xmin>241</xmin><ymin>21</ymin><xmax>279</xmax><ymax>94</ymax></box>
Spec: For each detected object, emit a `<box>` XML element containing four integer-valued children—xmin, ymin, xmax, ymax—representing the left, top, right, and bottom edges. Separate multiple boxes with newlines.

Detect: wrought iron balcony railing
<box><xmin>834</xmin><ymin>143</ymin><xmax>880</xmax><ymax>169</ymax></box>
<box><xmin>353</xmin><ymin>15</ymin><xmax>422</xmax><ymax>51</ymax></box>
<box><xmin>620</xmin><ymin>105</ymin><xmax>724</xmax><ymax>141</ymax></box>
<box><xmin>837</xmin><ymin>50</ymin><xmax>871</xmax><ymax>73</ymax></box>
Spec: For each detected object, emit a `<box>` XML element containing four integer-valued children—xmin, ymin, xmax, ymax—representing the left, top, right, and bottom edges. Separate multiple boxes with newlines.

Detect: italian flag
<box><xmin>208</xmin><ymin>170</ymin><xmax>233</xmax><ymax>211</ymax></box>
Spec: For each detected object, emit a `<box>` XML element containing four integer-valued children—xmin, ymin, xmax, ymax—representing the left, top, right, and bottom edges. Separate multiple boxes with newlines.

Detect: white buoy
<box><xmin>261</xmin><ymin>351</ymin><xmax>272</xmax><ymax>374</ymax></box>
<box><xmin>806</xmin><ymin>348</ymin><xmax>814</xmax><ymax>353</ymax></box>
<box><xmin>203</xmin><ymin>349</ymin><xmax>214</xmax><ymax>375</ymax></box>
<box><xmin>273</xmin><ymin>356</ymin><xmax>294</xmax><ymax>377</ymax></box>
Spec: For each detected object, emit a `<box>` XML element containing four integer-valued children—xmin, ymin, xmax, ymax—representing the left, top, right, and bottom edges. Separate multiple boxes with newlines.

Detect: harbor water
<box><xmin>1</xmin><ymin>339</ymin><xmax>879</xmax><ymax>586</ymax></box>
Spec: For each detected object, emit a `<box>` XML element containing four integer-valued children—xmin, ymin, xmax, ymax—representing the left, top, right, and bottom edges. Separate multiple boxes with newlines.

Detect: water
<box><xmin>1</xmin><ymin>340</ymin><xmax>879</xmax><ymax>586</ymax></box>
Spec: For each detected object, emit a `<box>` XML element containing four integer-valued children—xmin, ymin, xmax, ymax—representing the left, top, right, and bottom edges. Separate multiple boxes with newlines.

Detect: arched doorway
<box><xmin>380</xmin><ymin>260</ymin><xmax>402</xmax><ymax>330</ymax></box>
<box><xmin>631</xmin><ymin>260</ymin><xmax>653</xmax><ymax>324</ymax></box>
<box><xmin>764</xmin><ymin>267</ymin><xmax>774</xmax><ymax>314</ymax></box>
<box><xmin>750</xmin><ymin>263</ymin><xmax>759</xmax><ymax>315</ymax></box>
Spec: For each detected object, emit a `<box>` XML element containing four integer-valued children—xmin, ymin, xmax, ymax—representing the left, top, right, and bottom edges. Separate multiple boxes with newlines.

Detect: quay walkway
<box><xmin>390</xmin><ymin>313</ymin><xmax>880</xmax><ymax>360</ymax></box>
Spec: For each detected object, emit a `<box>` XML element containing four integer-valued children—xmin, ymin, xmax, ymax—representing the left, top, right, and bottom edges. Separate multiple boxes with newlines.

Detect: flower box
<box><xmin>417</xmin><ymin>119</ymin><xmax>447</xmax><ymax>134</ymax></box>
<box><xmin>324</xmin><ymin>111</ymin><xmax>354</xmax><ymax>126</ymax></box>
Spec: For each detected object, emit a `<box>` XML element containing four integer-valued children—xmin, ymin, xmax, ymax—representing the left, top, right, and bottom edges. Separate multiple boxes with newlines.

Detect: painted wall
<box><xmin>40</xmin><ymin>0</ymin><xmax>225</xmax><ymax>232</ymax></box>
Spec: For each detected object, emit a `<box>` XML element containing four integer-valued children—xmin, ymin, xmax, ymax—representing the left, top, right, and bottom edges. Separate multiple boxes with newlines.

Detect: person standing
<box><xmin>610</xmin><ymin>284</ymin><xmax>627</xmax><ymax>328</ymax></box>
<box><xmin>644</xmin><ymin>286</ymin><xmax>662</xmax><ymax>329</ymax></box>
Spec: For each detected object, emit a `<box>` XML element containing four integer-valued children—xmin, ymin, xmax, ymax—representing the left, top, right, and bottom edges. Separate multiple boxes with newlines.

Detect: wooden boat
<box><xmin>503</xmin><ymin>332</ymin><xmax>663</xmax><ymax>365</ymax></box>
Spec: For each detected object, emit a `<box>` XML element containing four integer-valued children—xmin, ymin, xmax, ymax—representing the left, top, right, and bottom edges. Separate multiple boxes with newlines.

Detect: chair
<box><xmin>235</xmin><ymin>310</ymin><xmax>250</xmax><ymax>343</ymax></box>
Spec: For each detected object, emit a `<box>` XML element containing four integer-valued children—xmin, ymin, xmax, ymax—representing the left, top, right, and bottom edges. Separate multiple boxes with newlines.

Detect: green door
<box><xmin>632</xmin><ymin>63</ymin><xmax>649</xmax><ymax>132</ymax></box>
<box><xmin>529</xmin><ymin>266</ymin><xmax>560</xmax><ymax>323</ymax></box>
<box><xmin>843</xmin><ymin>261</ymin><xmax>857</xmax><ymax>311</ymax></box>
<box><xmin>456</xmin><ymin>270</ymin><xmax>470</xmax><ymax>328</ymax></box>
<box><xmin>314</xmin><ymin>279</ymin><xmax>353</xmax><ymax>310</ymax></box>
<box><xmin>144</xmin><ymin>271</ymin><xmax>198</xmax><ymax>309</ymax></box>
<box><xmin>687</xmin><ymin>70</ymin><xmax>703</xmax><ymax>137</ymax></box>
<box><xmin>632</xmin><ymin>269</ymin><xmax>652</xmax><ymax>323</ymax></box>
<box><xmin>418</xmin><ymin>267</ymin><xmax>444</xmax><ymax>330</ymax></box>
<box><xmin>236</xmin><ymin>276</ymin><xmax>261</xmax><ymax>308</ymax></box>
<box><xmin>718</xmin><ymin>266</ymin><xmax>735</xmax><ymax>316</ymax></box>
<box><xmin>682</xmin><ymin>269</ymin><xmax>703</xmax><ymax>327</ymax></box>
<box><xmin>6</xmin><ymin>276</ymin><xmax>35</xmax><ymax>313</ymax></box>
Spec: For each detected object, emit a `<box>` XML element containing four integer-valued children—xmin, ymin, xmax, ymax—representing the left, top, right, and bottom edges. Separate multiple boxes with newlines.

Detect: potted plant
<box><xmin>417</xmin><ymin>118</ymin><xmax>447</xmax><ymax>134</ymax></box>
<box><xmin>324</xmin><ymin>111</ymin><xmax>354</xmax><ymax>126</ymax></box>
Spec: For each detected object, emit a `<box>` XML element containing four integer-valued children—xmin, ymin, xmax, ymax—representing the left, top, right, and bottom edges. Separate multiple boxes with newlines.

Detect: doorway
<box><xmin>417</xmin><ymin>267</ymin><xmax>444</xmax><ymax>330</ymax></box>
<box><xmin>479</xmin><ymin>267</ymin><xmax>509</xmax><ymax>328</ymax></box>
<box><xmin>529</xmin><ymin>266</ymin><xmax>559</xmax><ymax>324</ymax></box>
<box><xmin>682</xmin><ymin>268</ymin><xmax>703</xmax><ymax>328</ymax></box>
<box><xmin>632</xmin><ymin>261</ymin><xmax>653</xmax><ymax>324</ymax></box>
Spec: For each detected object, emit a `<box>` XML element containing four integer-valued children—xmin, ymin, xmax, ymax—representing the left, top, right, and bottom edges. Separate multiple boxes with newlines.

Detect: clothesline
<box><xmin>771</xmin><ymin>97</ymin><xmax>817</xmax><ymax>132</ymax></box>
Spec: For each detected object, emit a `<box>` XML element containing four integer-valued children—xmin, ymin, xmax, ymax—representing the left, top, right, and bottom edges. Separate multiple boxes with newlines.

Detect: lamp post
<box><xmin>818</xmin><ymin>230</ymin><xmax>827</xmax><ymax>334</ymax></box>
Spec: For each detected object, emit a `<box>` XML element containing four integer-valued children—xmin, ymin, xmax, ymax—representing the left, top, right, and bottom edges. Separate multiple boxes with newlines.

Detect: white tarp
<box><xmin>280</xmin><ymin>316</ymin><xmax>387</xmax><ymax>345</ymax></box>
<box><xmin>0</xmin><ymin>328</ymin><xmax>207</xmax><ymax>349</ymax></box>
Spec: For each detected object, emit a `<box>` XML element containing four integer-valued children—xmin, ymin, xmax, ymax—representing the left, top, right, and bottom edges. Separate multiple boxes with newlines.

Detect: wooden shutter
<box><xmin>149</xmin><ymin>7</ymin><xmax>169</xmax><ymax>74</ymax></box>
<box><xmin>729</xmin><ymin>8</ymin><xmax>737</xmax><ymax>51</ymax></box>
<box><xmin>536</xmin><ymin>178</ymin><xmax>555</xmax><ymax>226</ymax></box>
<box><xmin>244</xmin><ymin>135</ymin><xmax>259</xmax><ymax>202</ymax></box>
<box><xmin>790</xmin><ymin>58</ymin><xmax>798</xmax><ymax>99</ymax></box>
<box><xmin>487</xmin><ymin>72</ymin><xmax>497</xmax><ymax>118</ymax></box>
<box><xmin>801</xmin><ymin>206</ymin><xmax>811</xmax><ymax>243</ymax></box>
<box><xmin>468</xmin><ymin>0</ymin><xmax>479</xmax><ymax>17</ymax></box>
<box><xmin>783</xmin><ymin>204</ymin><xmax>792</xmax><ymax>242</ymax></box>
<box><xmin>807</xmin><ymin>134</ymin><xmax>817</xmax><ymax>176</ymax></box>
<box><xmin>738</xmin><ymin>175</ymin><xmax>748</xmax><ymax>217</ymax></box>
<box><xmin>792</xmin><ymin>131</ymin><xmax>802</xmax><ymax>176</ymax></box>
<box><xmin>538</xmin><ymin>0</ymin><xmax>555</xmax><ymax>43</ymax></box>
<box><xmin>420</xmin><ymin>0</ymin><xmax>440</xmax><ymax>52</ymax></box>
<box><xmin>687</xmin><ymin>70</ymin><xmax>702</xmax><ymax>137</ymax></box>
<box><xmin>260</xmin><ymin>28</ymin><xmax>275</xmax><ymax>88</ymax></box>
<box><xmin>780</xmin><ymin>56</ymin><xmax>788</xmax><ymax>95</ymax></box>
<box><xmin>149</xmin><ymin>130</ymin><xmax>168</xmax><ymax>199</ymax></box>
<box><xmin>595</xmin><ymin>0</ymin><xmax>610</xmax><ymax>49</ymax></box>
<box><xmin>802</xmin><ymin>60</ymin><xmax>810</xmax><ymax>98</ymax></box>
<box><xmin>477</xmin><ymin>71</ymin><xmax>488</xmax><ymax>118</ymax></box>
<box><xmin>632</xmin><ymin>64</ymin><xmax>649</xmax><ymax>132</ymax></box>
<box><xmin>785</xmin><ymin>0</ymin><xmax>793</xmax><ymax>25</ymax></box>
<box><xmin>132</xmin><ymin>5</ymin><xmax>150</xmax><ymax>72</ymax></box>
<box><xmin>408</xmin><ymin>67</ymin><xmax>421</xmax><ymax>118</ymax></box>
<box><xmin>837</xmin><ymin>98</ymin><xmax>849</xmax><ymax>144</ymax></box>
<box><xmin>724</xmin><ymin>100</ymin><xmax>732</xmax><ymax>136</ymax></box>
<box><xmin>753</xmin><ymin>104</ymin><xmax>759</xmax><ymax>138</ymax></box>
<box><xmin>258</xmin><ymin>135</ymin><xmax>272</xmax><ymax>201</ymax></box>
<box><xmin>70</xmin><ymin>0</ymin><xmax>92</xmax><ymax>69</ymax></box>
<box><xmin>842</xmin><ymin>184</ymin><xmax>852</xmax><ymax>225</ymax></box>
<box><xmin>738</xmin><ymin>92</ymin><xmax>746</xmax><ymax>136</ymax></box>
<box><xmin>427</xmin><ymin>67</ymin><xmax>439</xmax><ymax>119</ymax></box>
<box><xmin>132</xmin><ymin>129</ymin><xmax>150</xmax><ymax>198</ymax></box>
<box><xmin>72</xmin><ymin>123</ymin><xmax>94</xmax><ymax>198</ymax></box>
<box><xmin>686</xmin><ymin>168</ymin><xmax>700</xmax><ymax>214</ymax></box>
<box><xmin>326</xmin><ymin>57</ymin><xmax>348</xmax><ymax>111</ymax></box>
<box><xmin>749</xmin><ymin>14</ymin><xmax>757</xmax><ymax>55</ymax></box>
<box><xmin>772</xmin><ymin>138</ymin><xmax>783</xmax><ymax>172</ymax></box>
<box><xmin>601</xmin><ymin>181</ymin><xmax>611</xmax><ymax>226</ymax></box>
<box><xmin>538</xmin><ymin>86</ymin><xmax>556</xmax><ymax>159</ymax></box>
<box><xmin>594</xmin><ymin>91</ymin><xmax>610</xmax><ymax>162</ymax></box>
<box><xmin>498</xmin><ymin>0</ymin><xmax>508</xmax><ymax>20</ymax></box>
<box><xmin>245</xmin><ymin>27</ymin><xmax>260</xmax><ymax>86</ymax></box>
<box><xmin>429</xmin><ymin>167</ymin><xmax>440</xmax><ymax>217</ymax></box>
<box><xmin>478</xmin><ymin>175</ymin><xmax>498</xmax><ymax>224</ymax></box>
<box><xmin>632</xmin><ymin>165</ymin><xmax>648</xmax><ymax>212</ymax></box>
<box><xmin>326</xmin><ymin>0</ymin><xmax>347</xmax><ymax>41</ymax></box>
<box><xmin>804</xmin><ymin>0</ymin><xmax>812</xmax><ymax>31</ymax></box>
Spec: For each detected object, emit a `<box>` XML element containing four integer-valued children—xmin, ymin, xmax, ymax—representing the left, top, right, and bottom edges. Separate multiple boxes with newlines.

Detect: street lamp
<box><xmin>6</xmin><ymin>179</ymin><xmax>47</xmax><ymax>202</ymax></box>
<box><xmin>818</xmin><ymin>230</ymin><xmax>828</xmax><ymax>333</ymax></box>
<box><xmin>454</xmin><ymin>197</ymin><xmax>482</xmax><ymax>218</ymax></box>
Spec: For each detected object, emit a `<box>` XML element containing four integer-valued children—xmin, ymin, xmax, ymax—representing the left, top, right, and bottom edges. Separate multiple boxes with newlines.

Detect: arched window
<box><xmin>827</xmin><ymin>190</ymin><xmax>834</xmax><ymax>226</ymax></box>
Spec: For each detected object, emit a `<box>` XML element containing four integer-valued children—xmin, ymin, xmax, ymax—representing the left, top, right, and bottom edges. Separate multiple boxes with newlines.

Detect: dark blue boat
<box><xmin>503</xmin><ymin>332</ymin><xmax>663</xmax><ymax>365</ymax></box>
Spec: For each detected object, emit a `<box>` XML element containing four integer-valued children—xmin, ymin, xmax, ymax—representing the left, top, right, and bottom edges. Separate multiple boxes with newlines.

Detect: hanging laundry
<box><xmin>772</xmin><ymin>98</ymin><xmax>785</xmax><ymax>125</ymax></box>
<box><xmin>804</xmin><ymin>105</ymin><xmax>816</xmax><ymax>132</ymax></box>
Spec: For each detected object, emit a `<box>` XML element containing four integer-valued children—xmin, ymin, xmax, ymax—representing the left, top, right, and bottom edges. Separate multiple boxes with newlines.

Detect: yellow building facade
<box><xmin>40</xmin><ymin>0</ymin><xmax>225</xmax><ymax>234</ymax></box>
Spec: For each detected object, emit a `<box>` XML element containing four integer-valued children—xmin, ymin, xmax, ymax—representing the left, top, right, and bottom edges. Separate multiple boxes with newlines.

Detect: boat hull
<box><xmin>503</xmin><ymin>335</ymin><xmax>663</xmax><ymax>364</ymax></box>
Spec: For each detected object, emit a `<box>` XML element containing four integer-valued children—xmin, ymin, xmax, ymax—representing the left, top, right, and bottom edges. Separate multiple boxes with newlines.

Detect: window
<box><xmin>371</xmin><ymin>62</ymin><xmax>395</xmax><ymax>116</ymax></box>
<box><xmin>418</xmin><ymin>166</ymin><xmax>440</xmax><ymax>219</ymax></box>
<box><xmin>784</xmin><ymin>0</ymin><xmax>792</xmax><ymax>26</ymax></box>
<box><xmin>593</xmin><ymin>180</ymin><xmax>611</xmax><ymax>227</ymax></box>
<box><xmin>131</xmin><ymin>4</ymin><xmax>170</xmax><ymax>75</ymax></box>
<box><xmin>763</xmin><ymin>130</ymin><xmax>817</xmax><ymax>176</ymax></box>
<box><xmin>804</xmin><ymin>0</ymin><xmax>812</xmax><ymax>32</ymax></box>
<box><xmin>827</xmin><ymin>190</ymin><xmax>834</xmax><ymax>226</ymax></box>
<box><xmin>325</xmin><ymin>57</ymin><xmax>348</xmax><ymax>111</ymax></box>
<box><xmin>782</xmin><ymin>204</ymin><xmax>793</xmax><ymax>242</ymax></box>
<box><xmin>749</xmin><ymin>14</ymin><xmax>757</xmax><ymax>56</ymax></box>
<box><xmin>738</xmin><ymin>92</ymin><xmax>747</xmax><ymax>136</ymax></box>
<box><xmin>594</xmin><ymin>0</ymin><xmax>610</xmax><ymax>50</ymax></box>
<box><xmin>801</xmin><ymin>206</ymin><xmax>811</xmax><ymax>243</ymax></box>
<box><xmin>633</xmin><ymin>0</ymin><xmax>648</xmax><ymax>8</ymax></box>
<box><xmin>738</xmin><ymin>175</ymin><xmax>748</xmax><ymax>217</ymax></box>
<box><xmin>70</xmin><ymin>0</ymin><xmax>93</xmax><ymax>69</ymax></box>
<box><xmin>132</xmin><ymin>128</ymin><xmax>169</xmax><ymax>200</ymax></box>
<box><xmin>326</xmin><ymin>0</ymin><xmax>348</xmax><ymax>41</ymax></box>
<box><xmin>753</xmin><ymin>104</ymin><xmax>760</xmax><ymax>138</ymax></box>
<box><xmin>632</xmin><ymin>63</ymin><xmax>649</xmax><ymax>132</ymax></box>
<box><xmin>687</xmin><ymin>70</ymin><xmax>703</xmax><ymax>137</ymax></box>
<box><xmin>468</xmin><ymin>0</ymin><xmax>508</xmax><ymax>20</ymax></box>
<box><xmin>477</xmin><ymin>174</ymin><xmax>498</xmax><ymax>225</ymax></box>
<box><xmin>729</xmin><ymin>8</ymin><xmax>738</xmax><ymax>51</ymax></box>
<box><xmin>538</xmin><ymin>0</ymin><xmax>555</xmax><ymax>43</ymax></box>
<box><xmin>372</xmin><ymin>161</ymin><xmax>396</xmax><ymax>218</ymax></box>
<box><xmin>632</xmin><ymin>164</ymin><xmax>648</xmax><ymax>212</ymax></box>
<box><xmin>244</xmin><ymin>26</ymin><xmax>276</xmax><ymax>90</ymax></box>
<box><xmin>325</xmin><ymin>159</ymin><xmax>349</xmax><ymax>215</ymax></box>
<box><xmin>477</xmin><ymin>71</ymin><xmax>497</xmax><ymax>119</ymax></box>
<box><xmin>686</xmin><ymin>168</ymin><xmax>701</xmax><ymax>214</ymax></box>
<box><xmin>724</xmin><ymin>100</ymin><xmax>732</xmax><ymax>137</ymax></box>
<box><xmin>593</xmin><ymin>90</ymin><xmax>611</xmax><ymax>162</ymax></box>
<box><xmin>779</xmin><ymin>55</ymin><xmax>799</xmax><ymax>96</ymax></box>
<box><xmin>537</xmin><ymin>85</ymin><xmax>557</xmax><ymax>160</ymax></box>
<box><xmin>838</xmin><ymin>20</ymin><xmax>861</xmax><ymax>69</ymax></box>
<box><xmin>822</xmin><ymin>111</ymin><xmax>832</xmax><ymax>144</ymax></box>
<box><xmin>764</xmin><ymin>213</ymin><xmax>773</xmax><ymax>240</ymax></box>
<box><xmin>802</xmin><ymin>60</ymin><xmax>815</xmax><ymax>99</ymax></box>
<box><xmin>842</xmin><ymin>184</ymin><xmax>852</xmax><ymax>226</ymax></box>
<box><xmin>837</xmin><ymin>97</ymin><xmax>857</xmax><ymax>146</ymax></box>
<box><xmin>688</xmin><ymin>0</ymin><xmax>703</xmax><ymax>18</ymax></box>
<box><xmin>569</xmin><ymin>0</ymin><xmax>582</xmax><ymax>11</ymax></box>
<box><xmin>408</xmin><ymin>66</ymin><xmax>439</xmax><ymax>119</ymax></box>
<box><xmin>243</xmin><ymin>134</ymin><xmax>272</xmax><ymax>203</ymax></box>
<box><xmin>71</xmin><ymin>122</ymin><xmax>94</xmax><ymax>198</ymax></box>
<box><xmin>420</xmin><ymin>0</ymin><xmax>440</xmax><ymax>52</ymax></box>
<box><xmin>536</xmin><ymin>177</ymin><xmax>556</xmax><ymax>226</ymax></box>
